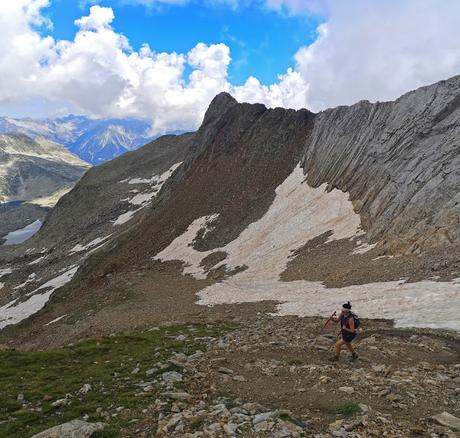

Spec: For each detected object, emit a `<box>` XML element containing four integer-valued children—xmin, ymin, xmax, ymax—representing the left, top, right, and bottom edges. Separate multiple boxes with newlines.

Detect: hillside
<box><xmin>0</xmin><ymin>134</ymin><xmax>91</xmax><ymax>242</ymax></box>
<box><xmin>0</xmin><ymin>77</ymin><xmax>458</xmax><ymax>437</ymax></box>
<box><xmin>0</xmin><ymin>133</ymin><xmax>89</xmax><ymax>203</ymax></box>
<box><xmin>0</xmin><ymin>75</ymin><xmax>459</xmax><ymax>341</ymax></box>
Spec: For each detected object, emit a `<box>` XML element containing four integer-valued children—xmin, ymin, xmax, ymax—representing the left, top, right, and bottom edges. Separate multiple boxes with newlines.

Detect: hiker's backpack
<box><xmin>350</xmin><ymin>312</ymin><xmax>361</xmax><ymax>329</ymax></box>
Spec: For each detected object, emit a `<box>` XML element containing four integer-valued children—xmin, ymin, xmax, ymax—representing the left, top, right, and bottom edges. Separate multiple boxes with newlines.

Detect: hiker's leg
<box><xmin>344</xmin><ymin>341</ymin><xmax>355</xmax><ymax>354</ymax></box>
<box><xmin>335</xmin><ymin>339</ymin><xmax>345</xmax><ymax>357</ymax></box>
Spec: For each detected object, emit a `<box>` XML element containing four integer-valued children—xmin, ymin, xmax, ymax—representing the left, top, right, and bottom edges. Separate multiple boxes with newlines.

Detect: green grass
<box><xmin>333</xmin><ymin>402</ymin><xmax>361</xmax><ymax>417</ymax></box>
<box><xmin>0</xmin><ymin>322</ymin><xmax>236</xmax><ymax>437</ymax></box>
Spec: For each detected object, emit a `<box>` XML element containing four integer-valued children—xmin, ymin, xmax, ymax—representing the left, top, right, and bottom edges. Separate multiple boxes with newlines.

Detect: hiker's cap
<box><xmin>342</xmin><ymin>301</ymin><xmax>352</xmax><ymax>310</ymax></box>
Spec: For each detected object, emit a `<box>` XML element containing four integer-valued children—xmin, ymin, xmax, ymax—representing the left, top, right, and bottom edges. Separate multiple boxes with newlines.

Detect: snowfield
<box><xmin>0</xmin><ymin>266</ymin><xmax>78</xmax><ymax>329</ymax></box>
<box><xmin>155</xmin><ymin>165</ymin><xmax>460</xmax><ymax>331</ymax></box>
<box><xmin>0</xmin><ymin>268</ymin><xmax>13</xmax><ymax>279</ymax></box>
<box><xmin>70</xmin><ymin>235</ymin><xmax>112</xmax><ymax>254</ymax></box>
<box><xmin>114</xmin><ymin>162</ymin><xmax>183</xmax><ymax>226</ymax></box>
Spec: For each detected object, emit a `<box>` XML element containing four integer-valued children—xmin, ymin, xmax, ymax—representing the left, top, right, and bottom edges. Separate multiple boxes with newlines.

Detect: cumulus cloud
<box><xmin>0</xmin><ymin>1</ymin><xmax>308</xmax><ymax>133</ymax></box>
<box><xmin>1</xmin><ymin>0</ymin><xmax>460</xmax><ymax>134</ymax></box>
<box><xmin>292</xmin><ymin>0</ymin><xmax>460</xmax><ymax>110</ymax></box>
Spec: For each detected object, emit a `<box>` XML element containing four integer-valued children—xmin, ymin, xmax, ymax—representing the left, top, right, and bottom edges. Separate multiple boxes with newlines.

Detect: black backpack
<box><xmin>350</xmin><ymin>312</ymin><xmax>361</xmax><ymax>329</ymax></box>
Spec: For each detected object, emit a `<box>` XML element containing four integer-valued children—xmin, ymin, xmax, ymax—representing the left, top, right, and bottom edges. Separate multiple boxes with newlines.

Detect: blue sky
<box><xmin>44</xmin><ymin>1</ymin><xmax>322</xmax><ymax>85</ymax></box>
<box><xmin>2</xmin><ymin>0</ymin><xmax>460</xmax><ymax>133</ymax></box>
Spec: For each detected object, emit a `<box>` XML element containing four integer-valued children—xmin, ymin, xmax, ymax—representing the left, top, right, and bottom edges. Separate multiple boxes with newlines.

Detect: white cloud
<box><xmin>292</xmin><ymin>0</ymin><xmax>460</xmax><ymax>110</ymax></box>
<box><xmin>1</xmin><ymin>0</ymin><xmax>460</xmax><ymax>135</ymax></box>
<box><xmin>75</xmin><ymin>4</ymin><xmax>115</xmax><ymax>30</ymax></box>
<box><xmin>0</xmin><ymin>2</ymin><xmax>305</xmax><ymax>133</ymax></box>
<box><xmin>232</xmin><ymin>69</ymin><xmax>308</xmax><ymax>110</ymax></box>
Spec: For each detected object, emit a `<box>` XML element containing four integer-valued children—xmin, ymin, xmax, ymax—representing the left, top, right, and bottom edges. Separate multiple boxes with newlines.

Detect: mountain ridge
<box><xmin>0</xmin><ymin>75</ymin><xmax>458</xmax><ymax>351</ymax></box>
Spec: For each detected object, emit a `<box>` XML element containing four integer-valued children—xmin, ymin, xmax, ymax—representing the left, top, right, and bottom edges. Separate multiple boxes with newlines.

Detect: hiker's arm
<box><xmin>342</xmin><ymin>318</ymin><xmax>355</xmax><ymax>333</ymax></box>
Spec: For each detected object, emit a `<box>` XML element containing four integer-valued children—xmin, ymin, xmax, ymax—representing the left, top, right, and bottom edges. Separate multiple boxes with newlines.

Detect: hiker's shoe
<box><xmin>350</xmin><ymin>353</ymin><xmax>358</xmax><ymax>362</ymax></box>
<box><xmin>329</xmin><ymin>355</ymin><xmax>339</xmax><ymax>362</ymax></box>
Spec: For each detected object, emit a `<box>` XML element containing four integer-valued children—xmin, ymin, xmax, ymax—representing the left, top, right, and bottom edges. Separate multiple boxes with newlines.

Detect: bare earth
<box><xmin>1</xmin><ymin>260</ymin><xmax>459</xmax><ymax>437</ymax></box>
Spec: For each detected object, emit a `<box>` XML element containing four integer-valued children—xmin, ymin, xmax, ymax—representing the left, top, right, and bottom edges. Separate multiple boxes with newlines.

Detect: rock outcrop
<box><xmin>302</xmin><ymin>75</ymin><xmax>460</xmax><ymax>252</ymax></box>
<box><xmin>31</xmin><ymin>419</ymin><xmax>106</xmax><ymax>438</ymax></box>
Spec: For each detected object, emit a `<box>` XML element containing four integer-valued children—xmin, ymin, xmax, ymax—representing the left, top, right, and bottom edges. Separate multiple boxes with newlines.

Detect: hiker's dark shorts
<box><xmin>342</xmin><ymin>332</ymin><xmax>356</xmax><ymax>343</ymax></box>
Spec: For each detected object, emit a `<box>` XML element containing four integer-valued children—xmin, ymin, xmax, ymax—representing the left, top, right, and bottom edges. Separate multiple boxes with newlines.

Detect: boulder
<box><xmin>31</xmin><ymin>419</ymin><xmax>106</xmax><ymax>438</ymax></box>
<box><xmin>432</xmin><ymin>412</ymin><xmax>460</xmax><ymax>431</ymax></box>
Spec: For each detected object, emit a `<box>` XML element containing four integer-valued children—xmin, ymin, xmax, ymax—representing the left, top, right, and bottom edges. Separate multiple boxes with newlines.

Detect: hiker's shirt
<box><xmin>340</xmin><ymin>314</ymin><xmax>356</xmax><ymax>342</ymax></box>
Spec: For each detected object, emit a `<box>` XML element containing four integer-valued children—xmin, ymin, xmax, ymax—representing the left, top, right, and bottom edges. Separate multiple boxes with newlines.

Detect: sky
<box><xmin>1</xmin><ymin>0</ymin><xmax>460</xmax><ymax>135</ymax></box>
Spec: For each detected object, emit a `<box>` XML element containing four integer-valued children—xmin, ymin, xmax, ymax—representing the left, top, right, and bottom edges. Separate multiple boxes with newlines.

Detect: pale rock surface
<box><xmin>31</xmin><ymin>419</ymin><xmax>106</xmax><ymax>438</ymax></box>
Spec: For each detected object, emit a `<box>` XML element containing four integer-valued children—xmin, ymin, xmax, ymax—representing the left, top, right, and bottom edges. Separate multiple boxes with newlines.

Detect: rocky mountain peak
<box><xmin>203</xmin><ymin>92</ymin><xmax>239</xmax><ymax>121</ymax></box>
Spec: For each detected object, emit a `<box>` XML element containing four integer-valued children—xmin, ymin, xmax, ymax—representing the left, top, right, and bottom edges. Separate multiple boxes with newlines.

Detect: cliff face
<box><xmin>302</xmin><ymin>75</ymin><xmax>460</xmax><ymax>253</ymax></box>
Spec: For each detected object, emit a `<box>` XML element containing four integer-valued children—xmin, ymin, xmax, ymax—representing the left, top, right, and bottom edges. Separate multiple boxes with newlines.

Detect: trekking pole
<box><xmin>323</xmin><ymin>311</ymin><xmax>337</xmax><ymax>328</ymax></box>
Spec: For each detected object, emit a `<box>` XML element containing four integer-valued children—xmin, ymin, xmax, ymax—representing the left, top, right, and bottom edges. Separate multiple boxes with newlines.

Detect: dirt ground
<box><xmin>2</xmin><ymin>258</ymin><xmax>459</xmax><ymax>437</ymax></box>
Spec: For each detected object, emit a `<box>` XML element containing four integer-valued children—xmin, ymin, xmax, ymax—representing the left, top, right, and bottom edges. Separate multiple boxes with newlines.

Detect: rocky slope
<box><xmin>0</xmin><ymin>133</ymin><xmax>89</xmax><ymax>203</ymax></box>
<box><xmin>0</xmin><ymin>133</ymin><xmax>90</xmax><ymax>240</ymax></box>
<box><xmin>0</xmin><ymin>76</ymin><xmax>458</xmax><ymax>347</ymax></box>
<box><xmin>0</xmin><ymin>132</ymin><xmax>193</xmax><ymax>332</ymax></box>
<box><xmin>0</xmin><ymin>75</ymin><xmax>459</xmax><ymax>438</ymax></box>
<box><xmin>0</xmin><ymin>115</ymin><xmax>152</xmax><ymax>164</ymax></box>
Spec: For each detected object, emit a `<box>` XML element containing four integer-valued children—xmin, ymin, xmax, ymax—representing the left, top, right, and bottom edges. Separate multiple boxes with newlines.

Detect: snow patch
<box><xmin>0</xmin><ymin>267</ymin><xmax>78</xmax><ymax>329</ymax></box>
<box><xmin>128</xmin><ymin>177</ymin><xmax>150</xmax><ymax>184</ymax></box>
<box><xmin>372</xmin><ymin>255</ymin><xmax>395</xmax><ymax>261</ymax></box>
<box><xmin>156</xmin><ymin>214</ymin><xmax>220</xmax><ymax>279</ymax></box>
<box><xmin>352</xmin><ymin>241</ymin><xmax>377</xmax><ymax>255</ymax></box>
<box><xmin>113</xmin><ymin>209</ymin><xmax>140</xmax><ymax>226</ymax></box>
<box><xmin>30</xmin><ymin>266</ymin><xmax>78</xmax><ymax>295</ymax></box>
<box><xmin>127</xmin><ymin>162</ymin><xmax>183</xmax><ymax>186</ymax></box>
<box><xmin>29</xmin><ymin>255</ymin><xmax>47</xmax><ymax>265</ymax></box>
<box><xmin>44</xmin><ymin>314</ymin><xmax>67</xmax><ymax>326</ymax></box>
<box><xmin>14</xmin><ymin>273</ymin><xmax>37</xmax><ymax>290</ymax></box>
<box><xmin>156</xmin><ymin>164</ymin><xmax>361</xmax><ymax>280</ymax></box>
<box><xmin>0</xmin><ymin>268</ymin><xmax>13</xmax><ymax>279</ymax></box>
<box><xmin>114</xmin><ymin>162</ymin><xmax>183</xmax><ymax>226</ymax></box>
<box><xmin>155</xmin><ymin>164</ymin><xmax>460</xmax><ymax>332</ymax></box>
<box><xmin>198</xmin><ymin>279</ymin><xmax>460</xmax><ymax>331</ymax></box>
<box><xmin>70</xmin><ymin>235</ymin><xmax>112</xmax><ymax>254</ymax></box>
<box><xmin>129</xmin><ymin>192</ymin><xmax>156</xmax><ymax>206</ymax></box>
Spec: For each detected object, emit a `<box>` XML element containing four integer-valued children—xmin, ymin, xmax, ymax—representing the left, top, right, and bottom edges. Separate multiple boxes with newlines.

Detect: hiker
<box><xmin>330</xmin><ymin>301</ymin><xmax>358</xmax><ymax>362</ymax></box>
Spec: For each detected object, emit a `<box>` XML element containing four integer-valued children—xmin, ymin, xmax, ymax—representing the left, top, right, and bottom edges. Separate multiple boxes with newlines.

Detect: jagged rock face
<box><xmin>302</xmin><ymin>75</ymin><xmax>460</xmax><ymax>252</ymax></box>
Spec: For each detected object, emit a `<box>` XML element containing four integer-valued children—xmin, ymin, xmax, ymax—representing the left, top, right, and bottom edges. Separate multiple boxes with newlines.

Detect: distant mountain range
<box><xmin>0</xmin><ymin>115</ymin><xmax>153</xmax><ymax>164</ymax></box>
